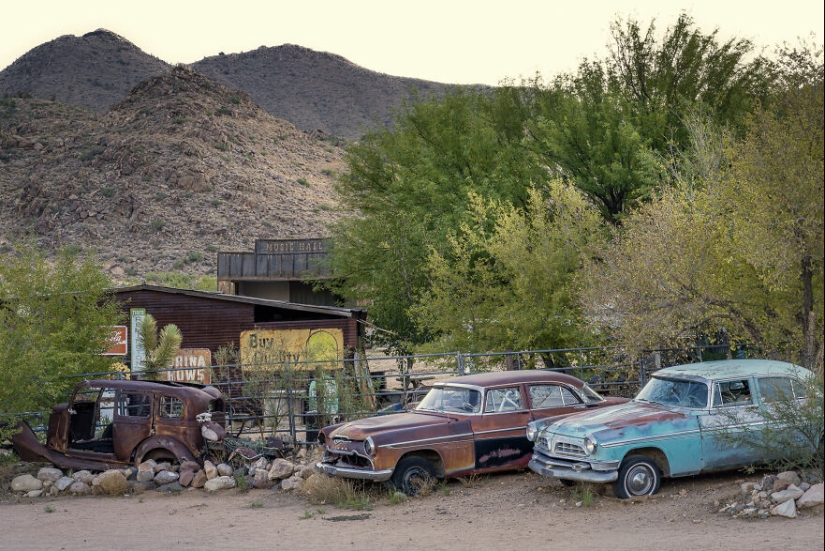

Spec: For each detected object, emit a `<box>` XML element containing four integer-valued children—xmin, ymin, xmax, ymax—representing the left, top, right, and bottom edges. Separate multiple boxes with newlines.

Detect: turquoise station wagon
<box><xmin>527</xmin><ymin>359</ymin><xmax>816</xmax><ymax>498</ymax></box>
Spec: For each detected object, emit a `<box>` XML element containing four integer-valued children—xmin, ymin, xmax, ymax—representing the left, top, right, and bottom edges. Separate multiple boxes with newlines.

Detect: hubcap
<box><xmin>627</xmin><ymin>465</ymin><xmax>654</xmax><ymax>495</ymax></box>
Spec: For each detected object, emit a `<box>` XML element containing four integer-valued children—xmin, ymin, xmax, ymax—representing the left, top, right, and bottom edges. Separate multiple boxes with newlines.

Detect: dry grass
<box><xmin>301</xmin><ymin>473</ymin><xmax>377</xmax><ymax>510</ymax></box>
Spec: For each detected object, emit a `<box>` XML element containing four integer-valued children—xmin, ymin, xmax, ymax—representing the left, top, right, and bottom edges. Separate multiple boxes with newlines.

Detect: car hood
<box><xmin>543</xmin><ymin>400</ymin><xmax>689</xmax><ymax>439</ymax></box>
<box><xmin>329</xmin><ymin>411</ymin><xmax>451</xmax><ymax>441</ymax></box>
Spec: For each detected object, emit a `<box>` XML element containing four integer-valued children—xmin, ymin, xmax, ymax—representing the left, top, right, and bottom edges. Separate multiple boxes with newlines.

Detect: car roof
<box><xmin>437</xmin><ymin>370</ymin><xmax>585</xmax><ymax>389</ymax></box>
<box><xmin>654</xmin><ymin>359</ymin><xmax>811</xmax><ymax>382</ymax></box>
<box><xmin>77</xmin><ymin>379</ymin><xmax>220</xmax><ymax>400</ymax></box>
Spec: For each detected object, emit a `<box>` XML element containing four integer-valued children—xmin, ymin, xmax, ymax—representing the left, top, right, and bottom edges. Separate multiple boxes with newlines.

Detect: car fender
<box><xmin>134</xmin><ymin>435</ymin><xmax>198</xmax><ymax>465</ymax></box>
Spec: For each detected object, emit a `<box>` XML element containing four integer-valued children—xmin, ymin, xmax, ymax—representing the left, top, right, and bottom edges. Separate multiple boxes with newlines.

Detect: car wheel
<box><xmin>391</xmin><ymin>456</ymin><xmax>436</xmax><ymax>496</ymax></box>
<box><xmin>613</xmin><ymin>456</ymin><xmax>661</xmax><ymax>499</ymax></box>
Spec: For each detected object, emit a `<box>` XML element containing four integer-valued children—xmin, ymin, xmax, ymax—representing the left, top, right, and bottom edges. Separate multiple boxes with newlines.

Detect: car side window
<box><xmin>485</xmin><ymin>387</ymin><xmax>523</xmax><ymax>412</ymax></box>
<box><xmin>712</xmin><ymin>380</ymin><xmax>753</xmax><ymax>407</ymax></box>
<box><xmin>757</xmin><ymin>377</ymin><xmax>800</xmax><ymax>402</ymax></box>
<box><xmin>160</xmin><ymin>396</ymin><xmax>184</xmax><ymax>418</ymax></box>
<box><xmin>529</xmin><ymin>385</ymin><xmax>562</xmax><ymax>408</ymax></box>
<box><xmin>117</xmin><ymin>392</ymin><xmax>151</xmax><ymax>417</ymax></box>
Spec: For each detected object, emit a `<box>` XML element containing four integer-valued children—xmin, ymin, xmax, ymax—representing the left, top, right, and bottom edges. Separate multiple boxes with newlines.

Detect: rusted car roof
<box><xmin>437</xmin><ymin>370</ymin><xmax>589</xmax><ymax>389</ymax></box>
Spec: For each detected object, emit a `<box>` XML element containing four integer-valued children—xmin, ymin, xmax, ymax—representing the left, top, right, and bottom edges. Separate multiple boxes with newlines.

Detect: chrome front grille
<box><xmin>554</xmin><ymin>441</ymin><xmax>586</xmax><ymax>457</ymax></box>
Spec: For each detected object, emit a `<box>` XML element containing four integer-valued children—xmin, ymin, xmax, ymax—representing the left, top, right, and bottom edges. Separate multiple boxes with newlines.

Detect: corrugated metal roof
<box><xmin>110</xmin><ymin>284</ymin><xmax>365</xmax><ymax>319</ymax></box>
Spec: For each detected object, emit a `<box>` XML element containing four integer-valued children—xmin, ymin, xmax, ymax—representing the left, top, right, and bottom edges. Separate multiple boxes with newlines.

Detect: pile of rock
<box><xmin>718</xmin><ymin>471</ymin><xmax>824</xmax><ymax>519</ymax></box>
<box><xmin>9</xmin><ymin>452</ymin><xmax>319</xmax><ymax>498</ymax></box>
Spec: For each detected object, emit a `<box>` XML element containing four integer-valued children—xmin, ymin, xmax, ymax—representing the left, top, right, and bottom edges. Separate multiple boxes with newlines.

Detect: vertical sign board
<box><xmin>130</xmin><ymin>308</ymin><xmax>146</xmax><ymax>375</ymax></box>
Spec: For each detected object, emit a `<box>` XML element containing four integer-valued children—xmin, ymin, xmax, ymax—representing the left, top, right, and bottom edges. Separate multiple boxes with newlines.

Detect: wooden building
<box><xmin>216</xmin><ymin>238</ymin><xmax>340</xmax><ymax>305</ymax></box>
<box><xmin>112</xmin><ymin>284</ymin><xmax>367</xmax><ymax>381</ymax></box>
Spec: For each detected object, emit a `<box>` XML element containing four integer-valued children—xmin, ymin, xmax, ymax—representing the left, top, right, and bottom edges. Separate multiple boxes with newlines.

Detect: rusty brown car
<box><xmin>11</xmin><ymin>379</ymin><xmax>226</xmax><ymax>471</ymax></box>
<box><xmin>317</xmin><ymin>370</ymin><xmax>628</xmax><ymax>494</ymax></box>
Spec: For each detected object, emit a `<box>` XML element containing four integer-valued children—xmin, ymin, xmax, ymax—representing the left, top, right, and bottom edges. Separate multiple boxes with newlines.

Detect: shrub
<box><xmin>717</xmin><ymin>370</ymin><xmax>824</xmax><ymax>475</ymax></box>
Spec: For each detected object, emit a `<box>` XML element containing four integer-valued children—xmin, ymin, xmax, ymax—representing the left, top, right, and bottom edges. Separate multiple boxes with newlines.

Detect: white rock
<box><xmin>70</xmin><ymin>481</ymin><xmax>91</xmax><ymax>495</ymax></box>
<box><xmin>203</xmin><ymin>460</ymin><xmax>218</xmax><ymax>480</ymax></box>
<box><xmin>216</xmin><ymin>463</ymin><xmax>233</xmax><ymax>477</ymax></box>
<box><xmin>281</xmin><ymin>475</ymin><xmax>304</xmax><ymax>491</ymax></box>
<box><xmin>72</xmin><ymin>470</ymin><xmax>95</xmax><ymax>485</ymax></box>
<box><xmin>203</xmin><ymin>475</ymin><xmax>236</xmax><ymax>492</ymax></box>
<box><xmin>770</xmin><ymin>499</ymin><xmax>796</xmax><ymax>518</ymax></box>
<box><xmin>11</xmin><ymin>474</ymin><xmax>43</xmax><ymax>492</ymax></box>
<box><xmin>37</xmin><ymin>467</ymin><xmax>64</xmax><ymax>483</ymax></box>
<box><xmin>771</xmin><ymin>487</ymin><xmax>804</xmax><ymax>504</ymax></box>
<box><xmin>776</xmin><ymin>471</ymin><xmax>801</xmax><ymax>487</ymax></box>
<box><xmin>54</xmin><ymin>477</ymin><xmax>74</xmax><ymax>492</ymax></box>
<box><xmin>268</xmin><ymin>458</ymin><xmax>295</xmax><ymax>480</ymax></box>
<box><xmin>796</xmin><ymin>483</ymin><xmax>824</xmax><ymax>509</ymax></box>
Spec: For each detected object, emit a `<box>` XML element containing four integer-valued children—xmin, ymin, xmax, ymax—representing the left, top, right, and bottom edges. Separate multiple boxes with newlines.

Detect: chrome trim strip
<box><xmin>316</xmin><ymin>462</ymin><xmax>394</xmax><ymax>482</ymax></box>
<box><xmin>474</xmin><ymin>426</ymin><xmax>527</xmax><ymax>436</ymax></box>
<box><xmin>383</xmin><ymin>433</ymin><xmax>474</xmax><ymax>449</ymax></box>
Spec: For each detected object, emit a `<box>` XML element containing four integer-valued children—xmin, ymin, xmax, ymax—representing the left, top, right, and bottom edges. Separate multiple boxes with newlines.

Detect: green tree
<box><xmin>327</xmin><ymin>88</ymin><xmax>547</xmax><ymax>348</ymax></box>
<box><xmin>528</xmin><ymin>13</ymin><xmax>774</xmax><ymax>223</ymax></box>
<box><xmin>0</xmin><ymin>244</ymin><xmax>122</xmax><ymax>441</ymax></box>
<box><xmin>580</xmin><ymin>42</ymin><xmax>823</xmax><ymax>370</ymax></box>
<box><xmin>411</xmin><ymin>183</ymin><xmax>602</xmax><ymax>357</ymax></box>
<box><xmin>136</xmin><ymin>313</ymin><xmax>183</xmax><ymax>380</ymax></box>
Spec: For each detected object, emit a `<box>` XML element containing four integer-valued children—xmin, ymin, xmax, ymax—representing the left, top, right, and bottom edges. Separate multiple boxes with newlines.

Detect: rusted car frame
<box><xmin>317</xmin><ymin>370</ymin><xmax>628</xmax><ymax>494</ymax></box>
<box><xmin>11</xmin><ymin>379</ymin><xmax>226</xmax><ymax>471</ymax></box>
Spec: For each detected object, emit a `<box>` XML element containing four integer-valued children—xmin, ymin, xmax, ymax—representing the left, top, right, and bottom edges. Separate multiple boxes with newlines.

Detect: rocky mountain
<box><xmin>1</xmin><ymin>29</ymin><xmax>468</xmax><ymax>140</ymax></box>
<box><xmin>0</xmin><ymin>65</ymin><xmax>348</xmax><ymax>282</ymax></box>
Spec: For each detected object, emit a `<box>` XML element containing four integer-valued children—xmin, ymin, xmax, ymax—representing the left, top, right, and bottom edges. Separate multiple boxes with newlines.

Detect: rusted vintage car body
<box><xmin>11</xmin><ymin>379</ymin><xmax>226</xmax><ymax>471</ymax></box>
<box><xmin>528</xmin><ymin>359</ymin><xmax>816</xmax><ymax>499</ymax></box>
<box><xmin>317</xmin><ymin>370</ymin><xmax>628</xmax><ymax>494</ymax></box>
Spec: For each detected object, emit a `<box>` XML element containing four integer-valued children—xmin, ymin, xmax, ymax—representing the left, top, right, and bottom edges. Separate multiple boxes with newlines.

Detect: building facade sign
<box><xmin>240</xmin><ymin>328</ymin><xmax>343</xmax><ymax>370</ymax></box>
<box><xmin>162</xmin><ymin>349</ymin><xmax>213</xmax><ymax>384</ymax></box>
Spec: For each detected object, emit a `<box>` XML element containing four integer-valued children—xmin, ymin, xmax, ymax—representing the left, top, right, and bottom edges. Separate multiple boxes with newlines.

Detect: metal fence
<box><xmin>25</xmin><ymin>342</ymin><xmax>747</xmax><ymax>446</ymax></box>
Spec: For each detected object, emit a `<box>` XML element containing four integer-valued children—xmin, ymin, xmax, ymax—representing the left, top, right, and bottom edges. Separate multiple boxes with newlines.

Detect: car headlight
<box><xmin>583</xmin><ymin>437</ymin><xmax>597</xmax><ymax>455</ymax></box>
<box><xmin>526</xmin><ymin>422</ymin><xmax>537</xmax><ymax>442</ymax></box>
<box><xmin>317</xmin><ymin>432</ymin><xmax>326</xmax><ymax>446</ymax></box>
<box><xmin>363</xmin><ymin>436</ymin><xmax>375</xmax><ymax>456</ymax></box>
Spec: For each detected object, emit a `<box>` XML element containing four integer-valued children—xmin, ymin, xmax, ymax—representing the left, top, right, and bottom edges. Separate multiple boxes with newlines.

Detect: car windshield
<box><xmin>635</xmin><ymin>377</ymin><xmax>708</xmax><ymax>408</ymax></box>
<box><xmin>416</xmin><ymin>385</ymin><xmax>482</xmax><ymax>413</ymax></box>
<box><xmin>579</xmin><ymin>383</ymin><xmax>606</xmax><ymax>404</ymax></box>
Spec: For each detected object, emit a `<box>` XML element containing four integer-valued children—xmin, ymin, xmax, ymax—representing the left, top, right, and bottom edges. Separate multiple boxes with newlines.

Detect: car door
<box><xmin>112</xmin><ymin>390</ymin><xmax>154</xmax><ymax>461</ymax></box>
<box><xmin>699</xmin><ymin>377</ymin><xmax>763</xmax><ymax>470</ymax></box>
<box><xmin>470</xmin><ymin>385</ymin><xmax>533</xmax><ymax>471</ymax></box>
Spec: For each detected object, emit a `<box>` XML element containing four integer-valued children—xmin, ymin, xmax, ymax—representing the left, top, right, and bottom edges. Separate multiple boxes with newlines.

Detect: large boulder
<box><xmin>796</xmin><ymin>483</ymin><xmax>824</xmax><ymax>509</ymax></box>
<box><xmin>11</xmin><ymin>474</ymin><xmax>43</xmax><ymax>492</ymax></box>
<box><xmin>203</xmin><ymin>475</ymin><xmax>236</xmax><ymax>492</ymax></box>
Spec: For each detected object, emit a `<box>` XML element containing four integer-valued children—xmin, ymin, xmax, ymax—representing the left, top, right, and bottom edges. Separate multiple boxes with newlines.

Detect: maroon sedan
<box><xmin>317</xmin><ymin>370</ymin><xmax>628</xmax><ymax>494</ymax></box>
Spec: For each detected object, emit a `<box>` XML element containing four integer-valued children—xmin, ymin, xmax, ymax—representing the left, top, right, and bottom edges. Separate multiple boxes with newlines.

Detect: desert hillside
<box><xmin>0</xmin><ymin>65</ymin><xmax>348</xmax><ymax>282</ymax></box>
<box><xmin>0</xmin><ymin>29</ymin><xmax>470</xmax><ymax>140</ymax></box>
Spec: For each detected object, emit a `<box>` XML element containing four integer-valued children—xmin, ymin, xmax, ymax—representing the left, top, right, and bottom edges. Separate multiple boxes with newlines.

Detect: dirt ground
<box><xmin>1</xmin><ymin>467</ymin><xmax>822</xmax><ymax>551</ymax></box>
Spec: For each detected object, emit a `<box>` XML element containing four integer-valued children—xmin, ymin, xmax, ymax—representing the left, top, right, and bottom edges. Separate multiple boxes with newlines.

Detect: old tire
<box><xmin>391</xmin><ymin>456</ymin><xmax>436</xmax><ymax>496</ymax></box>
<box><xmin>613</xmin><ymin>456</ymin><xmax>661</xmax><ymax>499</ymax></box>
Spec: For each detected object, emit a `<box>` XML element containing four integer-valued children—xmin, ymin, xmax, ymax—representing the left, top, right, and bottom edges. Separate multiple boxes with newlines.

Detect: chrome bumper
<box><xmin>316</xmin><ymin>461</ymin><xmax>394</xmax><ymax>482</ymax></box>
<box><xmin>528</xmin><ymin>453</ymin><xmax>619</xmax><ymax>484</ymax></box>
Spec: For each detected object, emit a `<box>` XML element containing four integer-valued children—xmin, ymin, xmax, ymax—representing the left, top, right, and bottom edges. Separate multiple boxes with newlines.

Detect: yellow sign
<box><xmin>240</xmin><ymin>328</ymin><xmax>343</xmax><ymax>370</ymax></box>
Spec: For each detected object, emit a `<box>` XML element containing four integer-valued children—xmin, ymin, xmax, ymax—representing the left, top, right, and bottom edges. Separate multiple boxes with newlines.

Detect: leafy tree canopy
<box><xmin>0</xmin><ymin>243</ymin><xmax>122</xmax><ymax>440</ymax></box>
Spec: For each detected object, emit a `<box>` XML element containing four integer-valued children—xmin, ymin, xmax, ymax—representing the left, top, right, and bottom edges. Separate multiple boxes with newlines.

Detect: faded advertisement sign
<box><xmin>162</xmin><ymin>349</ymin><xmax>213</xmax><ymax>384</ymax></box>
<box><xmin>103</xmin><ymin>326</ymin><xmax>128</xmax><ymax>356</ymax></box>
<box><xmin>240</xmin><ymin>328</ymin><xmax>343</xmax><ymax>370</ymax></box>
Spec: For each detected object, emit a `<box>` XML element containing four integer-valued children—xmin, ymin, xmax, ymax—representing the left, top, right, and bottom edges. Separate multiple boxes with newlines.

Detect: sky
<box><xmin>2</xmin><ymin>1</ymin><xmax>823</xmax><ymax>86</ymax></box>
